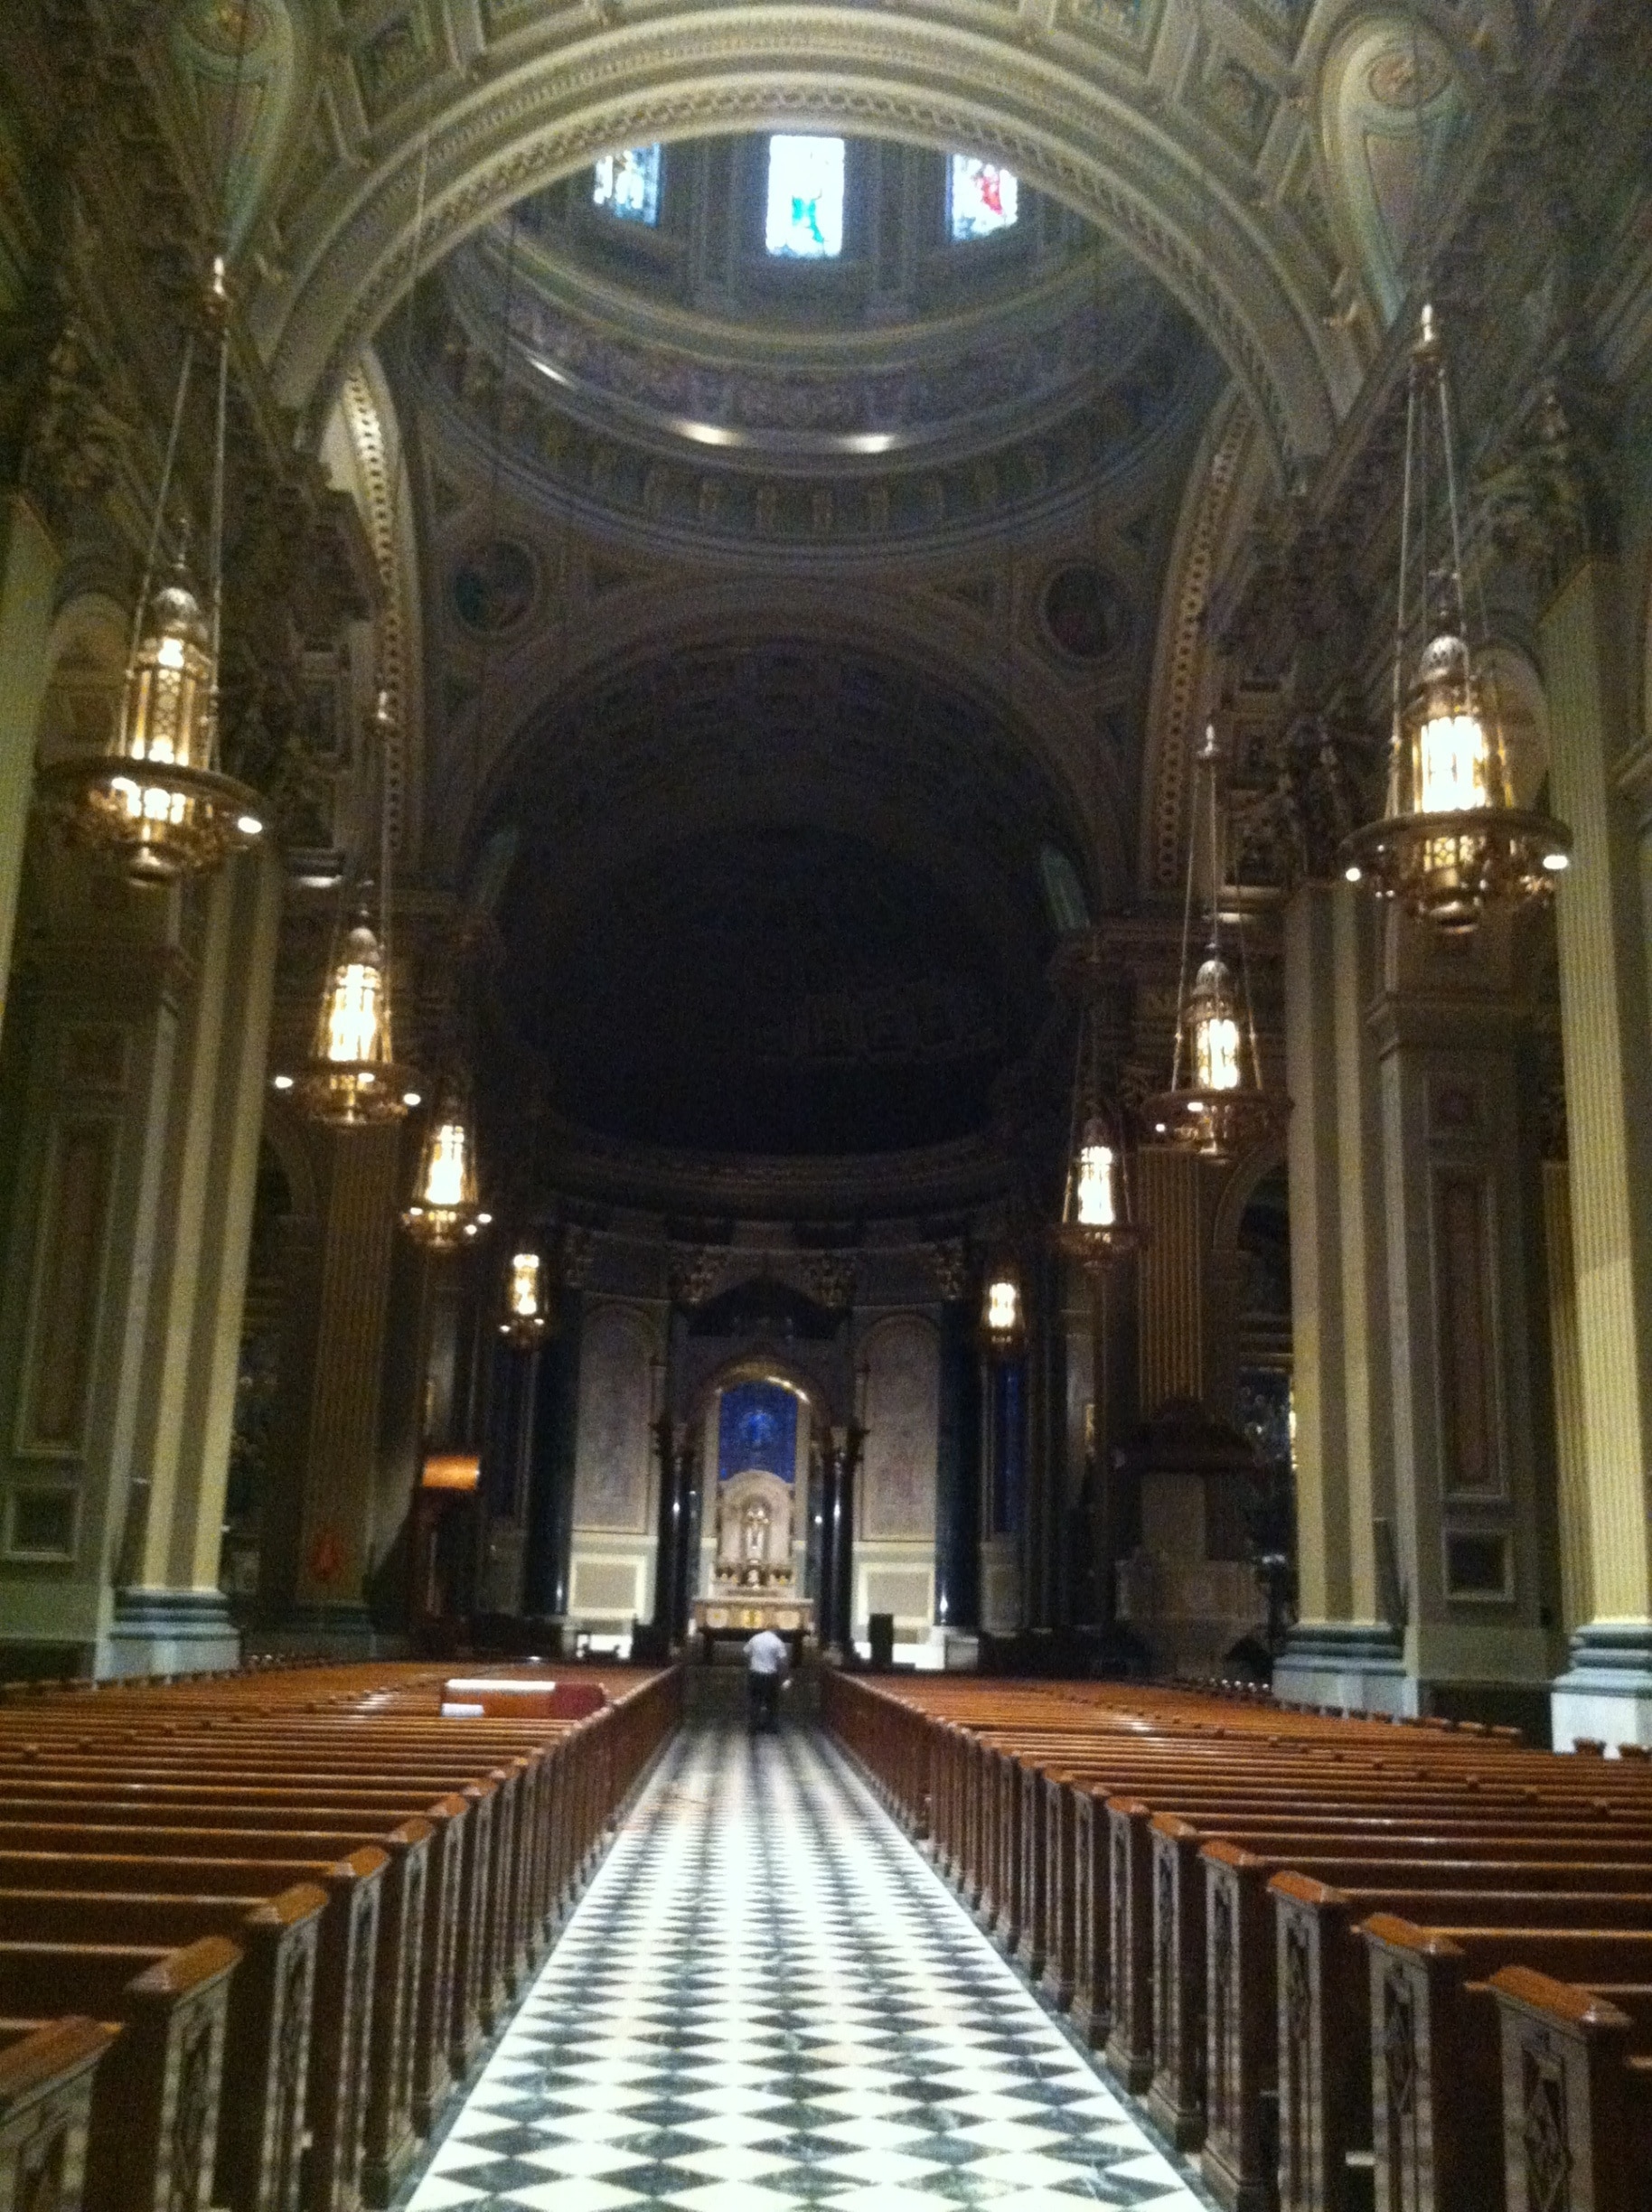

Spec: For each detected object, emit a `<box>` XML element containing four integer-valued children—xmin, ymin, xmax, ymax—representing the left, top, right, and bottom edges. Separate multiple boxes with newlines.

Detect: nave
<box><xmin>406</xmin><ymin>1720</ymin><xmax>1207</xmax><ymax>2212</ymax></box>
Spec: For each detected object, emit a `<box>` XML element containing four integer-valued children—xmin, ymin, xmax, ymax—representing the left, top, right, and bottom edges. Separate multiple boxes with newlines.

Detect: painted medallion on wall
<box><xmin>452</xmin><ymin>539</ymin><xmax>538</xmax><ymax>636</ymax></box>
<box><xmin>1040</xmin><ymin>563</ymin><xmax>1132</xmax><ymax>662</ymax></box>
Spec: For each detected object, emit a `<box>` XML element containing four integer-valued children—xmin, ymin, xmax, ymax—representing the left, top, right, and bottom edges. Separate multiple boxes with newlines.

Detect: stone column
<box><xmin>476</xmin><ymin>1338</ymin><xmax>537</xmax><ymax>1617</ymax></box>
<box><xmin>979</xmin><ymin>1356</ymin><xmax>1025</xmax><ymax>1636</ymax></box>
<box><xmin>1543</xmin><ymin>560</ymin><xmax>1652</xmax><ymax>1746</ymax></box>
<box><xmin>0</xmin><ymin>842</ymin><xmax>279</xmax><ymax>1677</ymax></box>
<box><xmin>1136</xmin><ymin>1146</ymin><xmax>1203</xmax><ymax>1413</ymax></box>
<box><xmin>1273</xmin><ymin>883</ymin><xmax>1404</xmax><ymax>1709</ymax></box>
<box><xmin>277</xmin><ymin>1121</ymin><xmax>404</xmax><ymax>1645</ymax></box>
<box><xmin>0</xmin><ymin>495</ymin><xmax>58</xmax><ymax>1029</ymax></box>
<box><xmin>524</xmin><ymin>1287</ymin><xmax>581</xmax><ymax>1624</ymax></box>
<box><xmin>1542</xmin><ymin>1160</ymin><xmax>1591</xmax><ymax>1635</ymax></box>
<box><xmin>934</xmin><ymin>1298</ymin><xmax>981</xmax><ymax>1638</ymax></box>
<box><xmin>1367</xmin><ymin>913</ymin><xmax>1563</xmax><ymax>1725</ymax></box>
<box><xmin>108</xmin><ymin>847</ymin><xmax>283</xmax><ymax>1671</ymax></box>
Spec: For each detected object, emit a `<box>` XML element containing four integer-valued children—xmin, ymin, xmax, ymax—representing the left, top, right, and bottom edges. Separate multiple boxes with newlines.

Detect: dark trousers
<box><xmin>748</xmin><ymin>1671</ymin><xmax>782</xmax><ymax>1731</ymax></box>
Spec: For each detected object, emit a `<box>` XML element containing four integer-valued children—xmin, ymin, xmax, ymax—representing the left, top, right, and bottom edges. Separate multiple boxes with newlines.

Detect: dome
<box><xmin>417</xmin><ymin>132</ymin><xmax>1220</xmax><ymax>560</ymax></box>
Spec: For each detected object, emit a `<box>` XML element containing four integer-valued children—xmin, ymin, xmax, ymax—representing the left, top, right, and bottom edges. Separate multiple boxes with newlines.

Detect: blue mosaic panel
<box><xmin>718</xmin><ymin>1379</ymin><xmax>800</xmax><ymax>1486</ymax></box>
<box><xmin>765</xmin><ymin>134</ymin><xmax>845</xmax><ymax>258</ymax></box>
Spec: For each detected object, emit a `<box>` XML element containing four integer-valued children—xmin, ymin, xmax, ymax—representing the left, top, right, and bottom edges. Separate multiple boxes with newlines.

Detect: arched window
<box><xmin>949</xmin><ymin>155</ymin><xmax>1018</xmax><ymax>241</ymax></box>
<box><xmin>765</xmin><ymin>135</ymin><xmax>845</xmax><ymax>258</ymax></box>
<box><xmin>593</xmin><ymin>145</ymin><xmax>662</xmax><ymax>225</ymax></box>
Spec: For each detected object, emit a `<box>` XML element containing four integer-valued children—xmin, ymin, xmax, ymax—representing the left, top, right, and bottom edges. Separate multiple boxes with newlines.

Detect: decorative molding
<box><xmin>253</xmin><ymin>12</ymin><xmax>1348</xmax><ymax>466</ymax></box>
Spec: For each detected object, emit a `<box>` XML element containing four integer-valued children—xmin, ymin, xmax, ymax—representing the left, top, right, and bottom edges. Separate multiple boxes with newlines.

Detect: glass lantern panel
<box><xmin>1195</xmin><ymin>1015</ymin><xmax>1243</xmax><ymax>1092</ymax></box>
<box><xmin>1416</xmin><ymin>708</ymin><xmax>1490</xmax><ymax>813</ymax></box>
<box><xmin>765</xmin><ymin>135</ymin><xmax>845</xmax><ymax>258</ymax></box>
<box><xmin>1075</xmin><ymin>1142</ymin><xmax>1115</xmax><ymax>1226</ymax></box>
<box><xmin>326</xmin><ymin>960</ymin><xmax>382</xmax><ymax>1064</ymax></box>
<box><xmin>423</xmin><ymin>1123</ymin><xmax>469</xmax><ymax>1208</ymax></box>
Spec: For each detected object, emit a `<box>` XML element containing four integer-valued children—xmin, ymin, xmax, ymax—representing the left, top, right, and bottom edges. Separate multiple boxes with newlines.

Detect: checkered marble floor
<box><xmin>403</xmin><ymin>1720</ymin><xmax>1213</xmax><ymax>2212</ymax></box>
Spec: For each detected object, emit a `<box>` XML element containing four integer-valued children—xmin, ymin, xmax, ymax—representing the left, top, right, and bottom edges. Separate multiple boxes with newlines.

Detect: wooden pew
<box><xmin>824</xmin><ymin>1673</ymin><xmax>1652</xmax><ymax>2212</ymax></box>
<box><xmin>0</xmin><ymin>1662</ymin><xmax>681</xmax><ymax>2212</ymax></box>
<box><xmin>1253</xmin><ymin>1861</ymin><xmax>1652</xmax><ymax>2212</ymax></box>
<box><xmin>0</xmin><ymin>1766</ymin><xmax>483</xmax><ymax>2152</ymax></box>
<box><xmin>0</xmin><ymin>1821</ymin><xmax>396</xmax><ymax>2212</ymax></box>
<box><xmin>1489</xmin><ymin>1968</ymin><xmax>1652</xmax><ymax>2212</ymax></box>
<box><xmin>0</xmin><ymin>1936</ymin><xmax>239</xmax><ymax>2212</ymax></box>
<box><xmin>1361</xmin><ymin>1919</ymin><xmax>1652</xmax><ymax>2212</ymax></box>
<box><xmin>0</xmin><ymin>1889</ymin><xmax>323</xmax><ymax>2212</ymax></box>
<box><xmin>0</xmin><ymin>2019</ymin><xmax>120</xmax><ymax>2212</ymax></box>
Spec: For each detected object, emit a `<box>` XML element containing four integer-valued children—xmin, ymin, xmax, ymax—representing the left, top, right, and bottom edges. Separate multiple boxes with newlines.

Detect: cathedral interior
<box><xmin>0</xmin><ymin>0</ymin><xmax>1649</xmax><ymax>1745</ymax></box>
<box><xmin>2</xmin><ymin>5</ymin><xmax>1652</xmax><ymax>2208</ymax></box>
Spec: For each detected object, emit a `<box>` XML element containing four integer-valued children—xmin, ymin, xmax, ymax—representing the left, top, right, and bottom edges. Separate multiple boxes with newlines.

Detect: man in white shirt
<box><xmin>746</xmin><ymin>1626</ymin><xmax>789</xmax><ymax>1732</ymax></box>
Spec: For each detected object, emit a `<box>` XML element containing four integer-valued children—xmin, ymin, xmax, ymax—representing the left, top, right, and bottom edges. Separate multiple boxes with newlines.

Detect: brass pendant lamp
<box><xmin>294</xmin><ymin>130</ymin><xmax>437</xmax><ymax>1128</ymax></box>
<box><xmin>1338</xmin><ymin>314</ymin><xmax>1571</xmax><ymax>928</ymax></box>
<box><xmin>37</xmin><ymin>258</ymin><xmax>265</xmax><ymax>886</ymax></box>
<box><xmin>1051</xmin><ymin>942</ymin><xmax>1144</xmax><ymax>1280</ymax></box>
<box><xmin>498</xmin><ymin>1247</ymin><xmax>551</xmax><ymax>1348</ymax></box>
<box><xmin>402</xmin><ymin>1072</ymin><xmax>493</xmax><ymax>1251</ymax></box>
<box><xmin>496</xmin><ymin>1101</ymin><xmax>554</xmax><ymax>1347</ymax></box>
<box><xmin>292</xmin><ymin>691</ymin><xmax>422</xmax><ymax>1126</ymax></box>
<box><xmin>979</xmin><ymin>1253</ymin><xmax>1026</xmax><ymax>1360</ymax></box>
<box><xmin>399</xmin><ymin>203</ymin><xmax>525</xmax><ymax>1252</ymax></box>
<box><xmin>1146</xmin><ymin>723</ymin><xmax>1290</xmax><ymax>1158</ymax></box>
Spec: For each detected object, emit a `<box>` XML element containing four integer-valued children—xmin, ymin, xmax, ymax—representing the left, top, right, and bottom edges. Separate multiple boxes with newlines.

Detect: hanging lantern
<box><xmin>292</xmin><ymin>910</ymin><xmax>419</xmax><ymax>1126</ymax></box>
<box><xmin>402</xmin><ymin>1086</ymin><xmax>493</xmax><ymax>1251</ymax></box>
<box><xmin>1049</xmin><ymin>953</ymin><xmax>1145</xmax><ymax>1279</ymax></box>
<box><xmin>1340</xmin><ymin>307</ymin><xmax>1571</xmax><ymax>932</ymax></box>
<box><xmin>37</xmin><ymin>558</ymin><xmax>265</xmax><ymax>886</ymax></box>
<box><xmin>35</xmin><ymin>262</ymin><xmax>264</xmax><ymax>886</ymax></box>
<box><xmin>1146</xmin><ymin>727</ymin><xmax>1291</xmax><ymax>1159</ymax></box>
<box><xmin>499</xmin><ymin>1248</ymin><xmax>551</xmax><ymax>1348</ymax></box>
<box><xmin>1055</xmin><ymin>1098</ymin><xmax>1143</xmax><ymax>1277</ymax></box>
<box><xmin>979</xmin><ymin>1257</ymin><xmax>1025</xmax><ymax>1359</ymax></box>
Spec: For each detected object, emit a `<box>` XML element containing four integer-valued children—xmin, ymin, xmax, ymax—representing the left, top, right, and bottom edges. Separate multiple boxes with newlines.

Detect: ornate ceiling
<box><xmin>486</xmin><ymin>632</ymin><xmax>1078</xmax><ymax>1155</ymax></box>
<box><xmin>148</xmin><ymin>0</ymin><xmax>1526</xmax><ymax>1178</ymax></box>
<box><xmin>419</xmin><ymin>145</ymin><xmax>1218</xmax><ymax>559</ymax></box>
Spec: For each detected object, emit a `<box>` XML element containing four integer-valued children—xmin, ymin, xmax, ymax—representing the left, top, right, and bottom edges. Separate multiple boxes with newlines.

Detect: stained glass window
<box><xmin>949</xmin><ymin>155</ymin><xmax>1018</xmax><ymax>241</ymax></box>
<box><xmin>765</xmin><ymin>135</ymin><xmax>845</xmax><ymax>258</ymax></box>
<box><xmin>593</xmin><ymin>145</ymin><xmax>662</xmax><ymax>225</ymax></box>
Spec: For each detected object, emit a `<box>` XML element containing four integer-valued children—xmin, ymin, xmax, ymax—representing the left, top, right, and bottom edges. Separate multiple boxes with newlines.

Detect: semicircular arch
<box><xmin>451</xmin><ymin>586</ymin><xmax>1131</xmax><ymax>913</ymax></box>
<box><xmin>252</xmin><ymin>11</ymin><xmax>1354</xmax><ymax>469</ymax></box>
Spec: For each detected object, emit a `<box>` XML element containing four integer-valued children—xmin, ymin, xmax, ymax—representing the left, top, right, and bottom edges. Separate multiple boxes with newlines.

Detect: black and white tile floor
<box><xmin>404</xmin><ymin>1721</ymin><xmax>1212</xmax><ymax>2212</ymax></box>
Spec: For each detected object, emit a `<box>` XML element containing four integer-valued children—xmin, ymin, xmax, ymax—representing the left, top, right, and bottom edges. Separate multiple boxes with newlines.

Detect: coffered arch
<box><xmin>435</xmin><ymin>576</ymin><xmax>1133</xmax><ymax>904</ymax></box>
<box><xmin>248</xmin><ymin>5</ymin><xmax>1366</xmax><ymax>470</ymax></box>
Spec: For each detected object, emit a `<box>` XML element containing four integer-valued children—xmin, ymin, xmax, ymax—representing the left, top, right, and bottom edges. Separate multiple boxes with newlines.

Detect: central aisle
<box><xmin>407</xmin><ymin>1721</ymin><xmax>1212</xmax><ymax>2211</ymax></box>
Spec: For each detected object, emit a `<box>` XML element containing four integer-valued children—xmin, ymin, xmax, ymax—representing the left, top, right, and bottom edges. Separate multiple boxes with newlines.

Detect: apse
<box><xmin>488</xmin><ymin>636</ymin><xmax>1077</xmax><ymax>1158</ymax></box>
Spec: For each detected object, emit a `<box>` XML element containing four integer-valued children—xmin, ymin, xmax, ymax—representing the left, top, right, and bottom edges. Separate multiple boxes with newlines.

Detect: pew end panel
<box><xmin>0</xmin><ymin>2020</ymin><xmax>118</xmax><ymax>2212</ymax></box>
<box><xmin>1491</xmin><ymin>1967</ymin><xmax>1652</xmax><ymax>2212</ymax></box>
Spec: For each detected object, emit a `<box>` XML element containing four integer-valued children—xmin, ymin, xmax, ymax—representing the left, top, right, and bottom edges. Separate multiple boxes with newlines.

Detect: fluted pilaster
<box><xmin>1544</xmin><ymin>560</ymin><xmax>1652</xmax><ymax>1745</ymax></box>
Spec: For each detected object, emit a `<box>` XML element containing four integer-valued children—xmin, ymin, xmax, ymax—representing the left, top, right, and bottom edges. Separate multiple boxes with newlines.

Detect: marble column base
<box><xmin>102</xmin><ymin>1588</ymin><xmax>241</xmax><ymax>1679</ymax></box>
<box><xmin>979</xmin><ymin>1538</ymin><xmax>1022</xmax><ymax>1637</ymax></box>
<box><xmin>1551</xmin><ymin>1623</ymin><xmax>1652</xmax><ymax>1752</ymax></box>
<box><xmin>1272</xmin><ymin>1622</ymin><xmax>1411</xmax><ymax>1716</ymax></box>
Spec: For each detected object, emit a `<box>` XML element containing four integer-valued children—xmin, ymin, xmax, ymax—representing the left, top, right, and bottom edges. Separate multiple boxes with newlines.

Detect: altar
<box><xmin>691</xmin><ymin>1594</ymin><xmax>814</xmax><ymax>1655</ymax></box>
<box><xmin>691</xmin><ymin>1377</ymin><xmax>817</xmax><ymax>1654</ymax></box>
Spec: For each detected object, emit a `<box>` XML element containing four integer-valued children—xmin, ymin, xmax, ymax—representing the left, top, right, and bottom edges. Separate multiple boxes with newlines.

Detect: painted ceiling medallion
<box><xmin>452</xmin><ymin>539</ymin><xmax>539</xmax><ymax>636</ymax></box>
<box><xmin>1366</xmin><ymin>40</ymin><xmax>1450</xmax><ymax>111</ymax></box>
<box><xmin>1040</xmin><ymin>564</ymin><xmax>1132</xmax><ymax>662</ymax></box>
<box><xmin>183</xmin><ymin>0</ymin><xmax>275</xmax><ymax>56</ymax></box>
